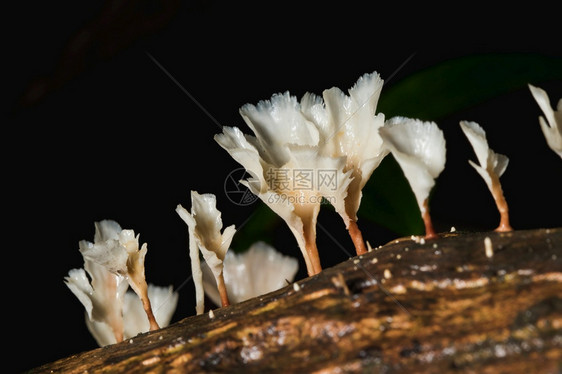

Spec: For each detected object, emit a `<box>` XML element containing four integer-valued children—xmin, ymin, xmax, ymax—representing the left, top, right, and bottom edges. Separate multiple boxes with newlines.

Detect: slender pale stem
<box><xmin>106</xmin><ymin>272</ymin><xmax>125</xmax><ymax>342</ymax></box>
<box><xmin>306</xmin><ymin>240</ymin><xmax>322</xmax><ymax>276</ymax></box>
<box><xmin>301</xmin><ymin>250</ymin><xmax>314</xmax><ymax>278</ymax></box>
<box><xmin>348</xmin><ymin>220</ymin><xmax>367</xmax><ymax>255</ymax></box>
<box><xmin>217</xmin><ymin>271</ymin><xmax>230</xmax><ymax>307</ymax></box>
<box><xmin>129</xmin><ymin>273</ymin><xmax>160</xmax><ymax>331</ymax></box>
<box><xmin>303</xmin><ymin>222</ymin><xmax>322</xmax><ymax>276</ymax></box>
<box><xmin>490</xmin><ymin>174</ymin><xmax>512</xmax><ymax>232</ymax></box>
<box><xmin>422</xmin><ymin>199</ymin><xmax>437</xmax><ymax>239</ymax></box>
<box><xmin>140</xmin><ymin>288</ymin><xmax>160</xmax><ymax>331</ymax></box>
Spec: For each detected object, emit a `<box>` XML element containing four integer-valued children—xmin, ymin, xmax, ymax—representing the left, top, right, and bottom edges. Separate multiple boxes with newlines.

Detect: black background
<box><xmin>6</xmin><ymin>2</ymin><xmax>561</xmax><ymax>372</ymax></box>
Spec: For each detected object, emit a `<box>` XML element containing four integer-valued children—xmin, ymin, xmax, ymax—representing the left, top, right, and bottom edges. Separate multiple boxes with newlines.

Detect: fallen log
<box><xmin>28</xmin><ymin>227</ymin><xmax>562</xmax><ymax>373</ymax></box>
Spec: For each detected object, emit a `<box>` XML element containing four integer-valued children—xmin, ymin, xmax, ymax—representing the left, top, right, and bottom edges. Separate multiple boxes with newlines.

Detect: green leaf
<box><xmin>378</xmin><ymin>53</ymin><xmax>562</xmax><ymax>120</ymax></box>
<box><xmin>359</xmin><ymin>155</ymin><xmax>424</xmax><ymax>236</ymax></box>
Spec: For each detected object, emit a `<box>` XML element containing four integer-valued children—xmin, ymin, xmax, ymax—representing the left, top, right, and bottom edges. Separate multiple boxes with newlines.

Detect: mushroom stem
<box><xmin>112</xmin><ymin>328</ymin><xmax>124</xmax><ymax>344</ymax></box>
<box><xmin>422</xmin><ymin>199</ymin><xmax>437</xmax><ymax>239</ymax></box>
<box><xmin>303</xmin><ymin>223</ymin><xmax>322</xmax><ymax>276</ymax></box>
<box><xmin>348</xmin><ymin>220</ymin><xmax>367</xmax><ymax>255</ymax></box>
<box><xmin>140</xmin><ymin>288</ymin><xmax>160</xmax><ymax>331</ymax></box>
<box><xmin>106</xmin><ymin>273</ymin><xmax>125</xmax><ymax>342</ymax></box>
<box><xmin>129</xmin><ymin>273</ymin><xmax>160</xmax><ymax>331</ymax></box>
<box><xmin>217</xmin><ymin>271</ymin><xmax>230</xmax><ymax>307</ymax></box>
<box><xmin>491</xmin><ymin>174</ymin><xmax>512</xmax><ymax>232</ymax></box>
<box><xmin>305</xmin><ymin>241</ymin><xmax>322</xmax><ymax>276</ymax></box>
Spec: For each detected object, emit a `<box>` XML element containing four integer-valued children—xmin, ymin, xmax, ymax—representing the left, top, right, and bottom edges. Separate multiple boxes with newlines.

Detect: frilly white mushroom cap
<box><xmin>67</xmin><ymin>220</ymin><xmax>133</xmax><ymax>333</ymax></box>
<box><xmin>528</xmin><ymin>84</ymin><xmax>562</xmax><ymax>158</ymax></box>
<box><xmin>176</xmin><ymin>191</ymin><xmax>236</xmax><ymax>314</ymax></box>
<box><xmin>93</xmin><ymin>219</ymin><xmax>121</xmax><ymax>242</ymax></box>
<box><xmin>85</xmin><ymin>284</ymin><xmax>178</xmax><ymax>347</ymax></box>
<box><xmin>78</xmin><ymin>220</ymin><xmax>152</xmax><ymax>311</ymax></box>
<box><xmin>78</xmin><ymin>220</ymin><xmax>147</xmax><ymax>279</ymax></box>
<box><xmin>300</xmin><ymin>71</ymin><xmax>388</xmax><ymax>223</ymax></box>
<box><xmin>215</xmin><ymin>126</ymin><xmax>266</xmax><ymax>193</ymax></box>
<box><xmin>66</xmin><ymin>220</ymin><xmax>176</xmax><ymax>346</ymax></box>
<box><xmin>239</xmin><ymin>91</ymin><xmax>320</xmax><ymax>167</ymax></box>
<box><xmin>379</xmin><ymin>117</ymin><xmax>446</xmax><ymax>214</ymax></box>
<box><xmin>187</xmin><ymin>191</ymin><xmax>235</xmax><ymax>268</ymax></box>
<box><xmin>65</xmin><ymin>260</ymin><xmax>128</xmax><ymax>347</ymax></box>
<box><xmin>459</xmin><ymin>120</ymin><xmax>509</xmax><ymax>192</ymax></box>
<box><xmin>65</xmin><ymin>260</ymin><xmax>128</xmax><ymax>334</ymax></box>
<box><xmin>78</xmin><ymin>222</ymin><xmax>128</xmax><ymax>276</ymax></box>
<box><xmin>216</xmin><ymin>86</ymin><xmax>354</xmax><ymax>276</ymax></box>
<box><xmin>202</xmin><ymin>241</ymin><xmax>299</xmax><ymax>306</ymax></box>
<box><xmin>216</xmin><ymin>123</ymin><xmax>351</xmax><ymax>274</ymax></box>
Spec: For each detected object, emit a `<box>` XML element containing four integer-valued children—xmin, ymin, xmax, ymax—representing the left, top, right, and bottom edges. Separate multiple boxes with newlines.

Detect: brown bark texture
<box><xmin>29</xmin><ymin>228</ymin><xmax>562</xmax><ymax>373</ymax></box>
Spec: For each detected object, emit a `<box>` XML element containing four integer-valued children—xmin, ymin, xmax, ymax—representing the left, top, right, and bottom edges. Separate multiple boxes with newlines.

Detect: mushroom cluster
<box><xmin>215</xmin><ymin>72</ymin><xmax>390</xmax><ymax>275</ymax></box>
<box><xmin>65</xmin><ymin>71</ymin><xmax>560</xmax><ymax>344</ymax></box>
<box><xmin>176</xmin><ymin>191</ymin><xmax>300</xmax><ymax>314</ymax></box>
<box><xmin>65</xmin><ymin>220</ymin><xmax>178</xmax><ymax>346</ymax></box>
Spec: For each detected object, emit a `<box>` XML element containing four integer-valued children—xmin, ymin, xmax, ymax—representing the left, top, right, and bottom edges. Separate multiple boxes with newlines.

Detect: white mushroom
<box><xmin>78</xmin><ymin>220</ymin><xmax>161</xmax><ymax>331</ymax></box>
<box><xmin>379</xmin><ymin>117</ymin><xmax>446</xmax><ymax>238</ymax></box>
<box><xmin>65</xmin><ymin>259</ymin><xmax>128</xmax><ymax>345</ymax></box>
<box><xmin>528</xmin><ymin>84</ymin><xmax>562</xmax><ymax>159</ymax></box>
<box><xmin>176</xmin><ymin>191</ymin><xmax>236</xmax><ymax>314</ymax></box>
<box><xmin>65</xmin><ymin>220</ymin><xmax>178</xmax><ymax>345</ymax></box>
<box><xmin>201</xmin><ymin>241</ymin><xmax>299</xmax><ymax>305</ymax></box>
<box><xmin>301</xmin><ymin>71</ymin><xmax>388</xmax><ymax>255</ymax></box>
<box><xmin>460</xmin><ymin>120</ymin><xmax>512</xmax><ymax>232</ymax></box>
<box><xmin>215</xmin><ymin>93</ymin><xmax>352</xmax><ymax>276</ymax></box>
<box><xmin>83</xmin><ymin>284</ymin><xmax>178</xmax><ymax>347</ymax></box>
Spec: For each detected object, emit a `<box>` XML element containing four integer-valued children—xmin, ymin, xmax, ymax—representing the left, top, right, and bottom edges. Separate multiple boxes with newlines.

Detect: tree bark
<box><xmin>29</xmin><ymin>228</ymin><xmax>562</xmax><ymax>373</ymax></box>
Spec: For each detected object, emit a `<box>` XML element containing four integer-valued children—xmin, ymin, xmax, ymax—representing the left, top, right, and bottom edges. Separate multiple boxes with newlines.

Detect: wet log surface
<box><xmin>29</xmin><ymin>228</ymin><xmax>562</xmax><ymax>373</ymax></box>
